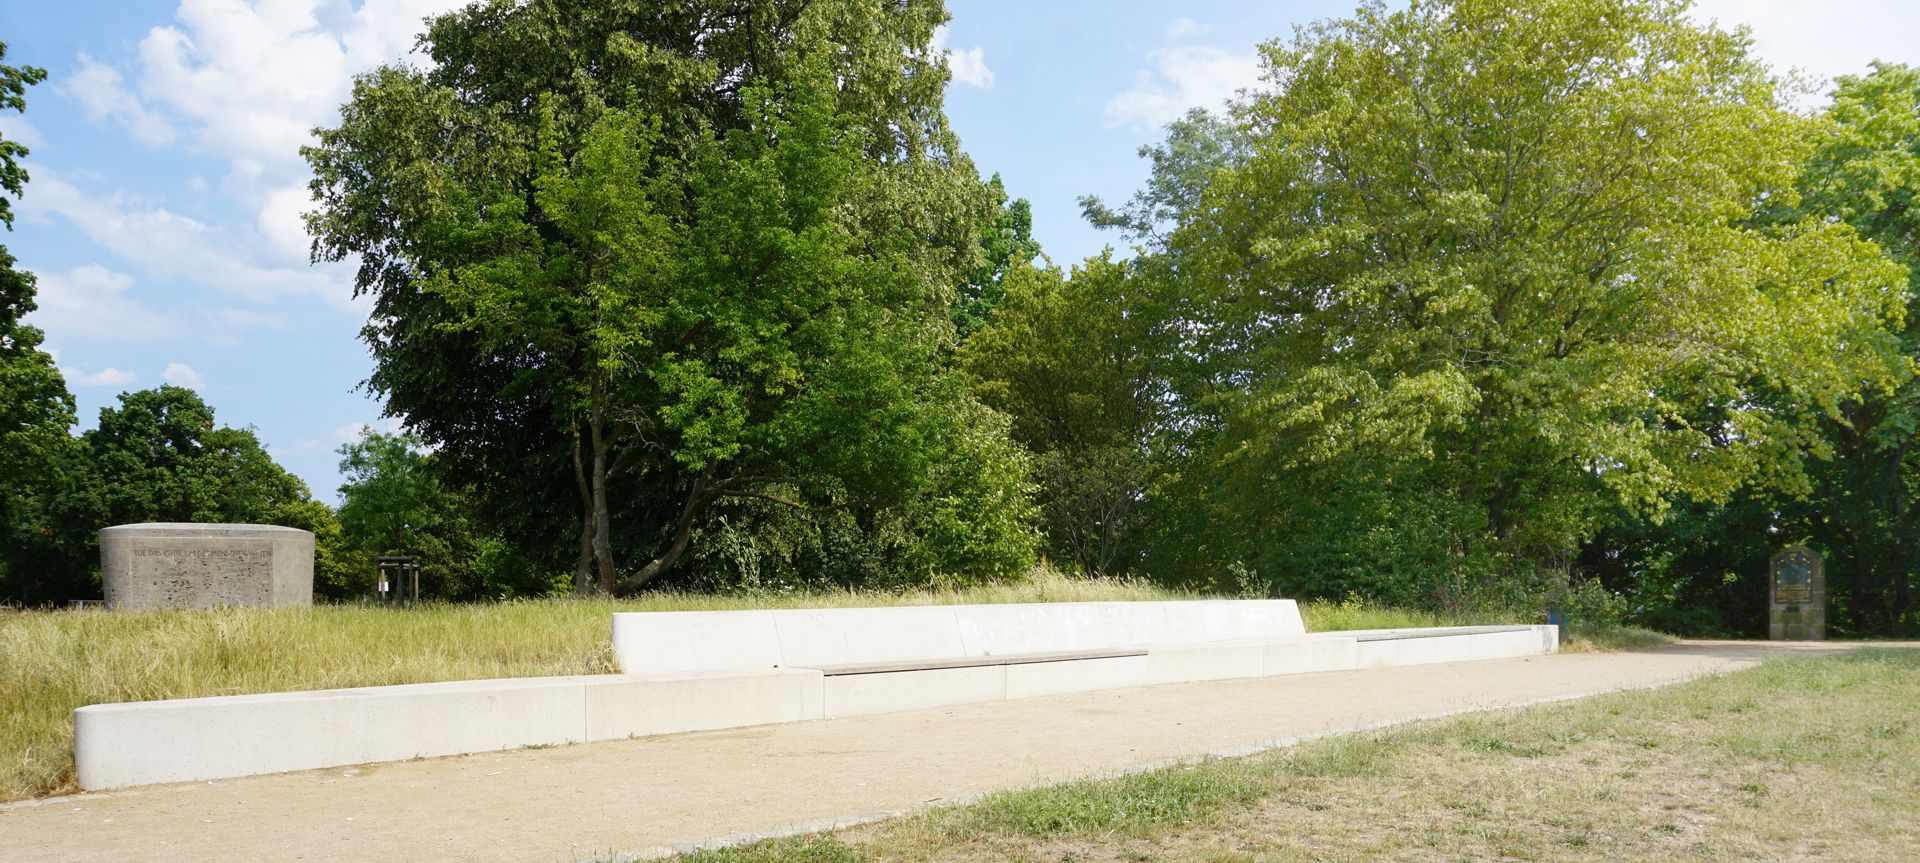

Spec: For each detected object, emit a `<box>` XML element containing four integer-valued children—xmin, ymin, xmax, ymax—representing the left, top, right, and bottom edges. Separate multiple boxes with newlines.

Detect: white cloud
<box><xmin>0</xmin><ymin>115</ymin><xmax>44</xmax><ymax>149</ymax></box>
<box><xmin>1105</xmin><ymin>45</ymin><xmax>1262</xmax><ymax>132</ymax></box>
<box><xmin>332</xmin><ymin>421</ymin><xmax>371</xmax><ymax>443</ymax></box>
<box><xmin>63</xmin><ymin>365</ymin><xmax>138</xmax><ymax>388</ymax></box>
<box><xmin>29</xmin><ymin>265</ymin><xmax>188</xmax><ymax>340</ymax></box>
<box><xmin>277</xmin><ymin>416</ymin><xmax>405</xmax><ymax>458</ymax></box>
<box><xmin>21</xmin><ymin>170</ymin><xmax>348</xmax><ymax>308</ymax></box>
<box><xmin>65</xmin><ymin>54</ymin><xmax>177</xmax><ymax>145</ymax></box>
<box><xmin>161</xmin><ymin>362</ymin><xmax>206</xmax><ymax>388</ymax></box>
<box><xmin>1690</xmin><ymin>1</ymin><xmax>1920</xmax><ymax>97</ymax></box>
<box><xmin>123</xmin><ymin>0</ymin><xmax>464</xmax><ymax>178</ymax></box>
<box><xmin>931</xmin><ymin>26</ymin><xmax>995</xmax><ymax>89</ymax></box>
<box><xmin>60</xmin><ymin>0</ymin><xmax>466</xmax><ymax>293</ymax></box>
<box><xmin>1166</xmin><ymin>18</ymin><xmax>1212</xmax><ymax>40</ymax></box>
<box><xmin>331</xmin><ymin>417</ymin><xmax>405</xmax><ymax>444</ymax></box>
<box><xmin>258</xmin><ymin>183</ymin><xmax>314</xmax><ymax>261</ymax></box>
<box><xmin>27</xmin><ymin>261</ymin><xmax>292</xmax><ymax>346</ymax></box>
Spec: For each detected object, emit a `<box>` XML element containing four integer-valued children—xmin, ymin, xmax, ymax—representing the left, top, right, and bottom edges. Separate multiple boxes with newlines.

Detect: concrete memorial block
<box><xmin>1770</xmin><ymin>545</ymin><xmax>1825</xmax><ymax>641</ymax></box>
<box><xmin>98</xmin><ymin>523</ymin><xmax>314</xmax><ymax>610</ymax></box>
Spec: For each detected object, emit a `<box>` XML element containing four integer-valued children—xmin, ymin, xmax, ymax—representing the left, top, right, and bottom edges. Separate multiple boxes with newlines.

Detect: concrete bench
<box><xmin>609</xmin><ymin>600</ymin><xmax>1344</xmax><ymax>717</ymax></box>
<box><xmin>72</xmin><ymin>601</ymin><xmax>1557</xmax><ymax>791</ymax></box>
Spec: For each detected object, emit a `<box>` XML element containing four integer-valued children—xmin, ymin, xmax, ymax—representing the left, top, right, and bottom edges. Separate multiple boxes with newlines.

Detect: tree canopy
<box><xmin>307</xmin><ymin>0</ymin><xmax>1035</xmax><ymax>594</ymax></box>
<box><xmin>988</xmin><ymin>0</ymin><xmax>1911</xmax><ymax>614</ymax></box>
<box><xmin>0</xmin><ymin>41</ymin><xmax>75</xmax><ymax>604</ymax></box>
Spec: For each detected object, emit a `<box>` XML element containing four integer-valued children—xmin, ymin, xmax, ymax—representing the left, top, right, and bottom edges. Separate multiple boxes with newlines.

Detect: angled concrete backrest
<box><xmin>612</xmin><ymin>600</ymin><xmax>1305</xmax><ymax>675</ymax></box>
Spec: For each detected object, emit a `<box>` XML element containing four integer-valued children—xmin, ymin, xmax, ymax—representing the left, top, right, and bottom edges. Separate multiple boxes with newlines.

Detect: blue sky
<box><xmin>3</xmin><ymin>0</ymin><xmax>1918</xmax><ymax>502</ymax></box>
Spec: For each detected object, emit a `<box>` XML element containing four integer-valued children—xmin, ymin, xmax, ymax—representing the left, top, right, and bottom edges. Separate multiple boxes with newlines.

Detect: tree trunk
<box><xmin>571</xmin><ymin>423</ymin><xmax>596</xmax><ymax>596</ymax></box>
<box><xmin>589</xmin><ymin>394</ymin><xmax>617</xmax><ymax>595</ymax></box>
<box><xmin>614</xmin><ymin>466</ymin><xmax>720</xmax><ymax>596</ymax></box>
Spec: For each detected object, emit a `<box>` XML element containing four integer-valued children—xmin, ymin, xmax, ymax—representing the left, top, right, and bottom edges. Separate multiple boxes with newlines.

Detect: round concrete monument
<box><xmin>99</xmin><ymin>523</ymin><xmax>315</xmax><ymax>610</ymax></box>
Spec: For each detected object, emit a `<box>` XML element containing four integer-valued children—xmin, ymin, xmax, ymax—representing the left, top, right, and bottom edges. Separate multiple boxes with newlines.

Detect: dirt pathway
<box><xmin>0</xmin><ymin>641</ymin><xmax>1870</xmax><ymax>863</ymax></box>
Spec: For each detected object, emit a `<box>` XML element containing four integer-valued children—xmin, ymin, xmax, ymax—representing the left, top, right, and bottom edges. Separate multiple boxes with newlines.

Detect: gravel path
<box><xmin>0</xmin><ymin>641</ymin><xmax>1873</xmax><ymax>863</ymax></box>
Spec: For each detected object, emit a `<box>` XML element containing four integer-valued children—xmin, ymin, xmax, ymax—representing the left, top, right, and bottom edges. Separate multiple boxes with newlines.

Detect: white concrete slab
<box><xmin>76</xmin><ymin>605</ymin><xmax>1556</xmax><ymax>792</ymax></box>
<box><xmin>584</xmin><ymin>669</ymin><xmax>824</xmax><ymax>741</ymax></box>
<box><xmin>953</xmin><ymin>602</ymin><xmax>1116</xmax><ymax>656</ymax></box>
<box><xmin>1467</xmin><ymin>628</ymin><xmax>1554</xmax><ymax>661</ymax></box>
<box><xmin>74</xmin><ymin>676</ymin><xmax>593</xmax><ymax>791</ymax></box>
<box><xmin>1258</xmin><ymin>638</ymin><xmax>1317</xmax><ymax>675</ymax></box>
<box><xmin>1144</xmin><ymin>642</ymin><xmax>1267</xmax><ymax>685</ymax></box>
<box><xmin>1310</xmin><ymin>636</ymin><xmax>1359</xmax><ymax>671</ymax></box>
<box><xmin>773</xmin><ymin>606</ymin><xmax>965</xmax><ymax>668</ymax></box>
<box><xmin>1005</xmin><ymin>655</ymin><xmax>1149</xmax><ymax>698</ymax></box>
<box><xmin>822</xmin><ymin>665</ymin><xmax>1007</xmax><ymax>718</ymax></box>
<box><xmin>612</xmin><ymin>610</ymin><xmax>782</xmax><ymax>674</ymax></box>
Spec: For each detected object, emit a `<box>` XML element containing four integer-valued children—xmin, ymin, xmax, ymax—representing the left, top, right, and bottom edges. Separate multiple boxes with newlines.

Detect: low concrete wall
<box><xmin>76</xmin><ymin>669</ymin><xmax>824</xmax><ymax>791</ymax></box>
<box><xmin>73</xmin><ymin>608</ymin><xmax>1557</xmax><ymax>791</ymax></box>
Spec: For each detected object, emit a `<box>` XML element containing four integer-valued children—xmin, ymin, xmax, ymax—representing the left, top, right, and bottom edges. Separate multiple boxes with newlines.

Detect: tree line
<box><xmin>3</xmin><ymin>0</ymin><xmax>1917</xmax><ymax>636</ymax></box>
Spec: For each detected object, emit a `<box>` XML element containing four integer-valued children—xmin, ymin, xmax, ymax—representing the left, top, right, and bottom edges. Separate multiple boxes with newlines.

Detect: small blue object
<box><xmin>1547</xmin><ymin>609</ymin><xmax>1566</xmax><ymax>628</ymax></box>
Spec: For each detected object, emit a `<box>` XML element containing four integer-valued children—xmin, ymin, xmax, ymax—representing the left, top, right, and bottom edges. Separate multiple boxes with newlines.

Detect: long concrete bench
<box><xmin>610</xmin><ymin>600</ymin><xmax>1326</xmax><ymax>716</ymax></box>
<box><xmin>72</xmin><ymin>601</ymin><xmax>1557</xmax><ymax>791</ymax></box>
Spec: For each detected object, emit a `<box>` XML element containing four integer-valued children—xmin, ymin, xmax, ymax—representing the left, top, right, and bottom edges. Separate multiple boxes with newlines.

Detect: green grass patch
<box><xmin>678</xmin><ymin>649</ymin><xmax>1920</xmax><ymax>862</ymax></box>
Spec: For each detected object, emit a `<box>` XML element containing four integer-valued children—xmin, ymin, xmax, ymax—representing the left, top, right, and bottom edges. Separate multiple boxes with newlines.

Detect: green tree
<box><xmin>1604</xmin><ymin>62</ymin><xmax>1920</xmax><ymax>636</ymax></box>
<box><xmin>1789</xmin><ymin>62</ymin><xmax>1920</xmax><ymax>632</ymax></box>
<box><xmin>951</xmin><ymin>173</ymin><xmax>1040</xmax><ymax>339</ymax></box>
<box><xmin>962</xmin><ymin>255</ymin><xmax>1165</xmax><ymax>575</ymax></box>
<box><xmin>0</xmin><ymin>42</ymin><xmax>79</xmax><ymax>604</ymax></box>
<box><xmin>336</xmin><ymin>430</ymin><xmax>445</xmax><ymax>557</ymax></box>
<box><xmin>72</xmin><ymin>387</ymin><xmax>318</xmax><ymax>528</ymax></box>
<box><xmin>306</xmin><ymin>1</ymin><xmax>1034</xmax><ymax>594</ymax></box>
<box><xmin>334</xmin><ymin>429</ymin><xmax>554</xmax><ymax>599</ymax></box>
<box><xmin>1080</xmin><ymin>107</ymin><xmax>1248</xmax><ymax>246</ymax></box>
<box><xmin>1162</xmin><ymin>0</ymin><xmax>1909</xmax><ymax>606</ymax></box>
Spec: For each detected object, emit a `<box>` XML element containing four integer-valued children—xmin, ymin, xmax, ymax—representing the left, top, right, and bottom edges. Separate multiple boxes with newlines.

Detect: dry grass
<box><xmin>682</xmin><ymin>649</ymin><xmax>1920</xmax><ymax>863</ymax></box>
<box><xmin>0</xmin><ymin>570</ymin><xmax>1183</xmax><ymax>801</ymax></box>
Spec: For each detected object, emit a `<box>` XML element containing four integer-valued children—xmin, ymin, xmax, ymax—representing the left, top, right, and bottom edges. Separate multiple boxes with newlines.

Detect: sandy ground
<box><xmin>0</xmin><ymin>640</ymin><xmax>1881</xmax><ymax>863</ymax></box>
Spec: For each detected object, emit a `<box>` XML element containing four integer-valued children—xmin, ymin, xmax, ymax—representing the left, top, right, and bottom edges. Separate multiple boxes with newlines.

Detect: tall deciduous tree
<box><xmin>951</xmin><ymin>173</ymin><xmax>1040</xmax><ymax>339</ymax></box>
<box><xmin>306</xmin><ymin>1</ymin><xmax>1034</xmax><ymax>593</ymax></box>
<box><xmin>1163</xmin><ymin>0</ymin><xmax>1909</xmax><ymax>604</ymax></box>
<box><xmin>962</xmin><ymin>255</ymin><xmax>1166</xmax><ymax>576</ymax></box>
<box><xmin>0</xmin><ymin>42</ymin><xmax>78</xmax><ymax>604</ymax></box>
<box><xmin>1790</xmin><ymin>62</ymin><xmax>1920</xmax><ymax>631</ymax></box>
<box><xmin>1606</xmin><ymin>62</ymin><xmax>1920</xmax><ymax>636</ymax></box>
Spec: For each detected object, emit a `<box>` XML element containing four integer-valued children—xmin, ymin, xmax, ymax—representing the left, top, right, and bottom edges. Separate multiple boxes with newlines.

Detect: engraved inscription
<box><xmin>133</xmin><ymin>547</ymin><xmax>273</xmax><ymax>607</ymax></box>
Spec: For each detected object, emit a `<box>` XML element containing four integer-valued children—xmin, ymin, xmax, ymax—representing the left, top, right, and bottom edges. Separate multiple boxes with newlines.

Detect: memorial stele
<box><xmin>99</xmin><ymin>523</ymin><xmax>315</xmax><ymax>611</ymax></box>
<box><xmin>1768</xmin><ymin>544</ymin><xmax>1825</xmax><ymax>641</ymax></box>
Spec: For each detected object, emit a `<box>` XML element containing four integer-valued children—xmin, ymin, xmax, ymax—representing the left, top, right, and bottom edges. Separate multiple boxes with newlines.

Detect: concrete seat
<box><xmin>73</xmin><ymin>602</ymin><xmax>1558</xmax><ymax>791</ymax></box>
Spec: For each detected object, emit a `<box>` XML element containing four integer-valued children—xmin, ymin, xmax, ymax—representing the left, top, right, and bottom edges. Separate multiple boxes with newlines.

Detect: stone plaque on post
<box><xmin>99</xmin><ymin>523</ymin><xmax>315</xmax><ymax>611</ymax></box>
<box><xmin>1768</xmin><ymin>545</ymin><xmax>1824</xmax><ymax>641</ymax></box>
